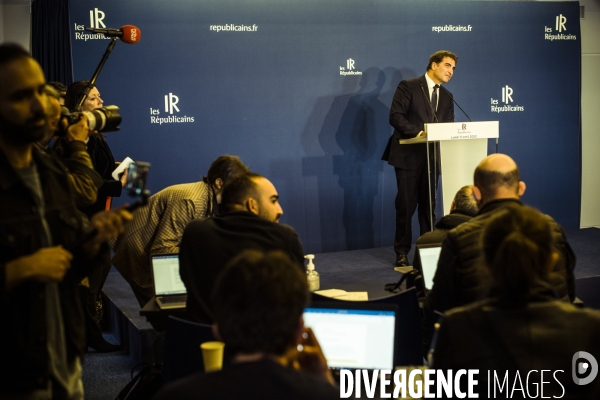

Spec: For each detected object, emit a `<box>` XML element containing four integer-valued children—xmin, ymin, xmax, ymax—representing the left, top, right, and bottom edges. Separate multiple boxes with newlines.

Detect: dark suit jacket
<box><xmin>382</xmin><ymin>75</ymin><xmax>454</xmax><ymax>170</ymax></box>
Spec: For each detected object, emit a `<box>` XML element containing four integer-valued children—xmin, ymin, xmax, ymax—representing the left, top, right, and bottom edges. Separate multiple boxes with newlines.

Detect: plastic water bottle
<box><xmin>305</xmin><ymin>254</ymin><xmax>320</xmax><ymax>292</ymax></box>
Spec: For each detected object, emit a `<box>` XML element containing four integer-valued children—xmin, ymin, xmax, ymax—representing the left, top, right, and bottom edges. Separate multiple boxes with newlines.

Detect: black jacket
<box><xmin>382</xmin><ymin>75</ymin><xmax>454</xmax><ymax>170</ymax></box>
<box><xmin>425</xmin><ymin>199</ymin><xmax>576</xmax><ymax>315</ymax></box>
<box><xmin>80</xmin><ymin>134</ymin><xmax>122</xmax><ymax>217</ymax></box>
<box><xmin>179</xmin><ymin>211</ymin><xmax>305</xmax><ymax>324</ymax></box>
<box><xmin>412</xmin><ymin>209</ymin><xmax>476</xmax><ymax>289</ymax></box>
<box><xmin>432</xmin><ymin>284</ymin><xmax>600</xmax><ymax>399</ymax></box>
<box><xmin>0</xmin><ymin>147</ymin><xmax>104</xmax><ymax>392</ymax></box>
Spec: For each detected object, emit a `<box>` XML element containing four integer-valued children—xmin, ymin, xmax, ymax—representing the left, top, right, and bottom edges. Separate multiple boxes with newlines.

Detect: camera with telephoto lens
<box><xmin>59</xmin><ymin>105</ymin><xmax>122</xmax><ymax>135</ymax></box>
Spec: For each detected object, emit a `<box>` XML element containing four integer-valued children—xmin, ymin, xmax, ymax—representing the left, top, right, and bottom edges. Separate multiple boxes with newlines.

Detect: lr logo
<box><xmin>346</xmin><ymin>58</ymin><xmax>355</xmax><ymax>71</ymax></box>
<box><xmin>164</xmin><ymin>93</ymin><xmax>180</xmax><ymax>114</ymax></box>
<box><xmin>339</xmin><ymin>58</ymin><xmax>362</xmax><ymax>75</ymax></box>
<box><xmin>502</xmin><ymin>85</ymin><xmax>513</xmax><ymax>104</ymax></box>
<box><xmin>556</xmin><ymin>14</ymin><xmax>567</xmax><ymax>32</ymax></box>
<box><xmin>89</xmin><ymin>8</ymin><xmax>106</xmax><ymax>29</ymax></box>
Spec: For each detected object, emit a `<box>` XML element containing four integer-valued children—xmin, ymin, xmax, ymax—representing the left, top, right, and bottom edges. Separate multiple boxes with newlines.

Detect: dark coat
<box><xmin>432</xmin><ymin>284</ymin><xmax>600</xmax><ymax>399</ymax></box>
<box><xmin>412</xmin><ymin>209</ymin><xmax>476</xmax><ymax>283</ymax></box>
<box><xmin>0</xmin><ymin>147</ymin><xmax>104</xmax><ymax>392</ymax></box>
<box><xmin>425</xmin><ymin>199</ymin><xmax>576</xmax><ymax>316</ymax></box>
<box><xmin>179</xmin><ymin>211</ymin><xmax>305</xmax><ymax>324</ymax></box>
<box><xmin>80</xmin><ymin>134</ymin><xmax>122</xmax><ymax>217</ymax></box>
<box><xmin>382</xmin><ymin>75</ymin><xmax>454</xmax><ymax>170</ymax></box>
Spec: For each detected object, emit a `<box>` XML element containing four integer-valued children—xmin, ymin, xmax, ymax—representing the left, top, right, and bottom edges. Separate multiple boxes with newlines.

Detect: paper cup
<box><xmin>200</xmin><ymin>341</ymin><xmax>225</xmax><ymax>373</ymax></box>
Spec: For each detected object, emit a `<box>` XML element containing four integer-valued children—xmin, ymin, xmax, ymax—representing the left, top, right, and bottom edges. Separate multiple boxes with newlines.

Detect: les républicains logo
<box><xmin>149</xmin><ymin>93</ymin><xmax>195</xmax><ymax>125</ymax></box>
<box><xmin>544</xmin><ymin>14</ymin><xmax>577</xmax><ymax>41</ymax></box>
<box><xmin>490</xmin><ymin>85</ymin><xmax>524</xmax><ymax>113</ymax></box>
<box><xmin>339</xmin><ymin>58</ymin><xmax>362</xmax><ymax>76</ymax></box>
<box><xmin>73</xmin><ymin>8</ymin><xmax>111</xmax><ymax>41</ymax></box>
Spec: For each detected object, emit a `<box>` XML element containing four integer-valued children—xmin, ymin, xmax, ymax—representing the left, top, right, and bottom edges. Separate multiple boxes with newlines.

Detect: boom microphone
<box><xmin>84</xmin><ymin>25</ymin><xmax>141</xmax><ymax>44</ymax></box>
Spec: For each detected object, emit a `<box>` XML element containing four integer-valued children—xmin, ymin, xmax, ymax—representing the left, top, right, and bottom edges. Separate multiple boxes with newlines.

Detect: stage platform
<box><xmin>102</xmin><ymin>228</ymin><xmax>600</xmax><ymax>365</ymax></box>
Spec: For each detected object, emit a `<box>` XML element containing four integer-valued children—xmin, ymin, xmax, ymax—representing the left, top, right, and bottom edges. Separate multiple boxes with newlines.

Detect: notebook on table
<box><xmin>151</xmin><ymin>253</ymin><xmax>187</xmax><ymax>310</ymax></box>
<box><xmin>303</xmin><ymin>302</ymin><xmax>398</xmax><ymax>375</ymax></box>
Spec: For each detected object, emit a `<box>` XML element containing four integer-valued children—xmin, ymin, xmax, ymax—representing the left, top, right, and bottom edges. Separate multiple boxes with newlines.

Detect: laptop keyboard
<box><xmin>160</xmin><ymin>295</ymin><xmax>187</xmax><ymax>303</ymax></box>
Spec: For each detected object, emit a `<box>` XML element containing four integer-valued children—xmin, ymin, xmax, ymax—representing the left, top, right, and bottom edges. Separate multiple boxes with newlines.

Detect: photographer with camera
<box><xmin>62</xmin><ymin>81</ymin><xmax>127</xmax><ymax>352</ymax></box>
<box><xmin>38</xmin><ymin>84</ymin><xmax>102</xmax><ymax>207</ymax></box>
<box><xmin>64</xmin><ymin>80</ymin><xmax>125</xmax><ymax>217</ymax></box>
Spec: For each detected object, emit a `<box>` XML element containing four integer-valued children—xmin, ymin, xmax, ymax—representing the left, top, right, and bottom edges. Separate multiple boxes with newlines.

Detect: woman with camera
<box><xmin>62</xmin><ymin>81</ymin><xmax>126</xmax><ymax>353</ymax></box>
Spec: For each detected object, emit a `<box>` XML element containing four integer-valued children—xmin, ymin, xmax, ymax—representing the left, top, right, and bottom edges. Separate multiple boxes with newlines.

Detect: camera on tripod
<box><xmin>59</xmin><ymin>105</ymin><xmax>122</xmax><ymax>135</ymax></box>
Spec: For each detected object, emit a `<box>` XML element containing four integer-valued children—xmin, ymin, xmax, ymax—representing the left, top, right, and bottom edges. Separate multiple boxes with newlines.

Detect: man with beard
<box><xmin>179</xmin><ymin>172</ymin><xmax>305</xmax><ymax>323</ymax></box>
<box><xmin>0</xmin><ymin>43</ymin><xmax>132</xmax><ymax>398</ymax></box>
<box><xmin>112</xmin><ymin>155</ymin><xmax>249</xmax><ymax>308</ymax></box>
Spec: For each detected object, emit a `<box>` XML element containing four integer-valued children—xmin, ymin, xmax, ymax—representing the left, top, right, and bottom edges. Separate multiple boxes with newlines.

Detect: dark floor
<box><xmin>82</xmin><ymin>227</ymin><xmax>600</xmax><ymax>399</ymax></box>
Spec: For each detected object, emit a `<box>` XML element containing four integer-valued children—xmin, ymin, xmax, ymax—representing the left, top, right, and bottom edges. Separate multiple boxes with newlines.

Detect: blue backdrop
<box><xmin>69</xmin><ymin>0</ymin><xmax>581</xmax><ymax>254</ymax></box>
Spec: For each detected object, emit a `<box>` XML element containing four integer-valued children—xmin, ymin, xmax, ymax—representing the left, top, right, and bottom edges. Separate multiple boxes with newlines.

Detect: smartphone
<box><xmin>125</xmin><ymin>161</ymin><xmax>151</xmax><ymax>197</ymax></box>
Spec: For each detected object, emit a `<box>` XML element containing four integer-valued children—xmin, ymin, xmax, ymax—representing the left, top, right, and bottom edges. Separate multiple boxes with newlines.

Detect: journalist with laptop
<box><xmin>153</xmin><ymin>250</ymin><xmax>339</xmax><ymax>400</ymax></box>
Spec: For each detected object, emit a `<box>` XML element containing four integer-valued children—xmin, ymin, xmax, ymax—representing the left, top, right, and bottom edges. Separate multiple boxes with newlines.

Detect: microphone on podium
<box><xmin>85</xmin><ymin>25</ymin><xmax>141</xmax><ymax>44</ymax></box>
<box><xmin>440</xmin><ymin>85</ymin><xmax>472</xmax><ymax>122</ymax></box>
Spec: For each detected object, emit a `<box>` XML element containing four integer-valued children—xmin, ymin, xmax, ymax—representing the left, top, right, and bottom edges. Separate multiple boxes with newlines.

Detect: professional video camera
<box><xmin>59</xmin><ymin>105</ymin><xmax>122</xmax><ymax>134</ymax></box>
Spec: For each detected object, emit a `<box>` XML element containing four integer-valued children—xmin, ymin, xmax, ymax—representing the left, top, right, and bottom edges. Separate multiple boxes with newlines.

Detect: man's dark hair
<box><xmin>473</xmin><ymin>166</ymin><xmax>520</xmax><ymax>200</ymax></box>
<box><xmin>64</xmin><ymin>80</ymin><xmax>95</xmax><ymax>111</ymax></box>
<box><xmin>453</xmin><ymin>185</ymin><xmax>478</xmax><ymax>215</ymax></box>
<box><xmin>220</xmin><ymin>172</ymin><xmax>263</xmax><ymax>212</ymax></box>
<box><xmin>47</xmin><ymin>81</ymin><xmax>67</xmax><ymax>97</ymax></box>
<box><xmin>212</xmin><ymin>250</ymin><xmax>309</xmax><ymax>356</ymax></box>
<box><xmin>44</xmin><ymin>84</ymin><xmax>60</xmax><ymax>100</ymax></box>
<box><xmin>426</xmin><ymin>50</ymin><xmax>458</xmax><ymax>71</ymax></box>
<box><xmin>0</xmin><ymin>43</ymin><xmax>30</xmax><ymax>67</ymax></box>
<box><xmin>203</xmin><ymin>155</ymin><xmax>249</xmax><ymax>187</ymax></box>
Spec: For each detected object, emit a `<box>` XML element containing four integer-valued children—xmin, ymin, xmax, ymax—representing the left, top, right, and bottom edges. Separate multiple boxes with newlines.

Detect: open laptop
<box><xmin>416</xmin><ymin>243</ymin><xmax>442</xmax><ymax>291</ymax></box>
<box><xmin>303</xmin><ymin>302</ymin><xmax>398</xmax><ymax>375</ymax></box>
<box><xmin>151</xmin><ymin>253</ymin><xmax>187</xmax><ymax>310</ymax></box>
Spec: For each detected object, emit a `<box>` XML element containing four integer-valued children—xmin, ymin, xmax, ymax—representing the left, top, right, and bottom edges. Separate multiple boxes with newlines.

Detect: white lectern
<box><xmin>400</xmin><ymin>121</ymin><xmax>499</xmax><ymax>229</ymax></box>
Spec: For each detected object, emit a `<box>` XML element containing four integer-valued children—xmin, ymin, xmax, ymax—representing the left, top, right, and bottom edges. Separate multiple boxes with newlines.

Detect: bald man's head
<box><xmin>473</xmin><ymin>154</ymin><xmax>525</xmax><ymax>205</ymax></box>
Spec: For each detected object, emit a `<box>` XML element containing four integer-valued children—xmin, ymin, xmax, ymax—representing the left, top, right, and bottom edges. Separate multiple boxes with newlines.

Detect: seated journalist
<box><xmin>153</xmin><ymin>250</ymin><xmax>339</xmax><ymax>400</ymax></box>
<box><xmin>179</xmin><ymin>172</ymin><xmax>305</xmax><ymax>323</ymax></box>
<box><xmin>431</xmin><ymin>206</ymin><xmax>600</xmax><ymax>399</ymax></box>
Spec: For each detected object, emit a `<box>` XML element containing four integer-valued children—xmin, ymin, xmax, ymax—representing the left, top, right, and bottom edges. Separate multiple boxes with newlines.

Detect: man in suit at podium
<box><xmin>382</xmin><ymin>50</ymin><xmax>458</xmax><ymax>267</ymax></box>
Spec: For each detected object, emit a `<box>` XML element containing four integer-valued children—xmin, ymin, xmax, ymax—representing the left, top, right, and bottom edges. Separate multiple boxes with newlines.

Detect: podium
<box><xmin>400</xmin><ymin>121</ymin><xmax>499</xmax><ymax>225</ymax></box>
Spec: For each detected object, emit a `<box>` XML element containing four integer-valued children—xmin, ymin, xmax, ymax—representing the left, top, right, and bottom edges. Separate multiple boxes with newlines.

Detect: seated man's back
<box><xmin>154</xmin><ymin>250</ymin><xmax>338</xmax><ymax>400</ymax></box>
<box><xmin>179</xmin><ymin>173</ymin><xmax>304</xmax><ymax>323</ymax></box>
<box><xmin>426</xmin><ymin>155</ymin><xmax>575</xmax><ymax>315</ymax></box>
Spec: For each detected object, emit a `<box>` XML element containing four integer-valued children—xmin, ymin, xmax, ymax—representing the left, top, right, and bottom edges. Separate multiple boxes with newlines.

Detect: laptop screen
<box><xmin>418</xmin><ymin>245</ymin><xmax>442</xmax><ymax>290</ymax></box>
<box><xmin>303</xmin><ymin>303</ymin><xmax>396</xmax><ymax>370</ymax></box>
<box><xmin>151</xmin><ymin>254</ymin><xmax>186</xmax><ymax>296</ymax></box>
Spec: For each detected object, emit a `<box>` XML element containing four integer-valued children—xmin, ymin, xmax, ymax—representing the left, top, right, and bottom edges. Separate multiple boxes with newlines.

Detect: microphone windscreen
<box><xmin>120</xmin><ymin>25</ymin><xmax>141</xmax><ymax>44</ymax></box>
